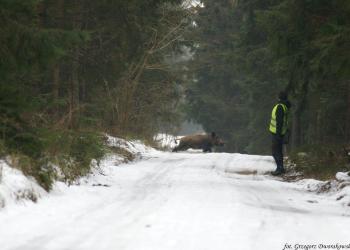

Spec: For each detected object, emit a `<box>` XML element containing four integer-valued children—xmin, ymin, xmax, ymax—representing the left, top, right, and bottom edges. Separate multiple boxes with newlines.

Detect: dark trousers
<box><xmin>272</xmin><ymin>134</ymin><xmax>284</xmax><ymax>170</ymax></box>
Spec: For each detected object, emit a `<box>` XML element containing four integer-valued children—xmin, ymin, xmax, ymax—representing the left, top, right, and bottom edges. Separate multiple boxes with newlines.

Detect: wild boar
<box><xmin>172</xmin><ymin>132</ymin><xmax>224</xmax><ymax>153</ymax></box>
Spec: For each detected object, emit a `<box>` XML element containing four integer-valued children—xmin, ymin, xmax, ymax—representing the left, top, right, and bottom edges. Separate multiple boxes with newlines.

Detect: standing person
<box><xmin>269</xmin><ymin>91</ymin><xmax>291</xmax><ymax>176</ymax></box>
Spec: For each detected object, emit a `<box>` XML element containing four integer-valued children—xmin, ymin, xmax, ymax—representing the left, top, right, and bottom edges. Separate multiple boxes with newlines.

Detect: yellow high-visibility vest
<box><xmin>269</xmin><ymin>103</ymin><xmax>289</xmax><ymax>135</ymax></box>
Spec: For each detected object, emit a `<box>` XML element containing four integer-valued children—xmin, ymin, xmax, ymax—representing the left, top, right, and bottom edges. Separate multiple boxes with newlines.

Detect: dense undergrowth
<box><xmin>2</xmin><ymin>131</ymin><xmax>107</xmax><ymax>191</ymax></box>
<box><xmin>289</xmin><ymin>145</ymin><xmax>350</xmax><ymax>180</ymax></box>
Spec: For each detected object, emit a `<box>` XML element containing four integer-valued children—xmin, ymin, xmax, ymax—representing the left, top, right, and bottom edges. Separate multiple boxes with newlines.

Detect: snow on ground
<box><xmin>0</xmin><ymin>160</ymin><xmax>47</xmax><ymax>208</ymax></box>
<box><xmin>336</xmin><ymin>171</ymin><xmax>350</xmax><ymax>182</ymax></box>
<box><xmin>1</xmin><ymin>138</ymin><xmax>350</xmax><ymax>250</ymax></box>
<box><xmin>106</xmin><ymin>135</ymin><xmax>154</xmax><ymax>155</ymax></box>
<box><xmin>335</xmin><ymin>172</ymin><xmax>350</xmax><ymax>207</ymax></box>
<box><xmin>0</xmin><ymin>136</ymin><xmax>153</xmax><ymax>209</ymax></box>
<box><xmin>153</xmin><ymin>133</ymin><xmax>181</xmax><ymax>150</ymax></box>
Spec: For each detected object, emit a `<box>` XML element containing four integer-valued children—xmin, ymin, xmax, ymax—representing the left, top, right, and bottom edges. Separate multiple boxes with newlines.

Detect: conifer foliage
<box><xmin>0</xmin><ymin>0</ymin><xmax>187</xmax><ymax>188</ymax></box>
<box><xmin>185</xmin><ymin>0</ymin><xmax>350</xmax><ymax>158</ymax></box>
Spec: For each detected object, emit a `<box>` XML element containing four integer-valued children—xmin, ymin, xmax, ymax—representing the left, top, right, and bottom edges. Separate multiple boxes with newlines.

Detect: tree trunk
<box><xmin>68</xmin><ymin>49</ymin><xmax>80</xmax><ymax>129</ymax></box>
<box><xmin>52</xmin><ymin>64</ymin><xmax>61</xmax><ymax>119</ymax></box>
<box><xmin>291</xmin><ymin>110</ymin><xmax>301</xmax><ymax>149</ymax></box>
<box><xmin>346</xmin><ymin>80</ymin><xmax>350</xmax><ymax>142</ymax></box>
<box><xmin>291</xmin><ymin>75</ymin><xmax>309</xmax><ymax>149</ymax></box>
<box><xmin>68</xmin><ymin>1</ymin><xmax>82</xmax><ymax>129</ymax></box>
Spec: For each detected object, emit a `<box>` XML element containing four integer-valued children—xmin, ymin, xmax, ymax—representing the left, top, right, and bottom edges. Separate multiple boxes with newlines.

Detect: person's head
<box><xmin>278</xmin><ymin>91</ymin><xmax>291</xmax><ymax>108</ymax></box>
<box><xmin>278</xmin><ymin>91</ymin><xmax>288</xmax><ymax>101</ymax></box>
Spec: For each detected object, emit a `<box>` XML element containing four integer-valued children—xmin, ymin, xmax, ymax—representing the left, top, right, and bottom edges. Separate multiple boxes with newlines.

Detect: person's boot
<box><xmin>271</xmin><ymin>167</ymin><xmax>285</xmax><ymax>176</ymax></box>
<box><xmin>271</xmin><ymin>170</ymin><xmax>281</xmax><ymax>176</ymax></box>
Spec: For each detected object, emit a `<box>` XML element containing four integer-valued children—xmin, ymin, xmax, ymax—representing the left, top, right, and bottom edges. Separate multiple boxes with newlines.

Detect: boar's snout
<box><xmin>217</xmin><ymin>139</ymin><xmax>225</xmax><ymax>146</ymax></box>
<box><xmin>212</xmin><ymin>134</ymin><xmax>225</xmax><ymax>146</ymax></box>
<box><xmin>210</xmin><ymin>132</ymin><xmax>225</xmax><ymax>147</ymax></box>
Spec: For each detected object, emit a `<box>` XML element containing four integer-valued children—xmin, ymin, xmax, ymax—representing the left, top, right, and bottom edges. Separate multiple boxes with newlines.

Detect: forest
<box><xmin>0</xmin><ymin>0</ymin><xmax>189</xmax><ymax>188</ymax></box>
<box><xmin>1</xmin><ymin>0</ymin><xmax>350</xmax><ymax>185</ymax></box>
<box><xmin>184</xmin><ymin>0</ymin><xmax>350</xmax><ymax>177</ymax></box>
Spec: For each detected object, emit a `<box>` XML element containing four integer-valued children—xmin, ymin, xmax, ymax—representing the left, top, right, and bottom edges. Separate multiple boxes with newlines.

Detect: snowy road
<box><xmin>1</xmin><ymin>151</ymin><xmax>350</xmax><ymax>250</ymax></box>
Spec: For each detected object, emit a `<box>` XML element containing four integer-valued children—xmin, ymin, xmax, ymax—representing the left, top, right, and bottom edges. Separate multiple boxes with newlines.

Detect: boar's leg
<box><xmin>203</xmin><ymin>145</ymin><xmax>212</xmax><ymax>153</ymax></box>
<box><xmin>173</xmin><ymin>142</ymin><xmax>188</xmax><ymax>152</ymax></box>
